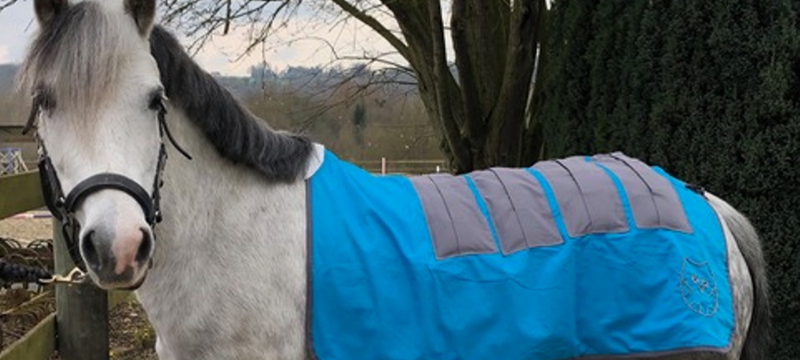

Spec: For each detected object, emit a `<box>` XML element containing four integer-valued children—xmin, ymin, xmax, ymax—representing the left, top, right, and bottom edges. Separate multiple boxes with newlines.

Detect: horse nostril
<box><xmin>80</xmin><ymin>230</ymin><xmax>101</xmax><ymax>271</ymax></box>
<box><xmin>135</xmin><ymin>228</ymin><xmax>153</xmax><ymax>264</ymax></box>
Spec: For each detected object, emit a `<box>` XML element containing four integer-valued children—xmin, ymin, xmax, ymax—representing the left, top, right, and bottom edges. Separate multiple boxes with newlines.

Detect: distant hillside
<box><xmin>215</xmin><ymin>64</ymin><xmax>417</xmax><ymax>100</ymax></box>
<box><xmin>0</xmin><ymin>62</ymin><xmax>417</xmax><ymax>99</ymax></box>
<box><xmin>0</xmin><ymin>64</ymin><xmax>17</xmax><ymax>89</ymax></box>
<box><xmin>0</xmin><ymin>64</ymin><xmax>25</xmax><ymax>126</ymax></box>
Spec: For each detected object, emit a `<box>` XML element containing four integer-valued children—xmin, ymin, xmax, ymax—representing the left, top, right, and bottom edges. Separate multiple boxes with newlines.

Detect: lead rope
<box><xmin>0</xmin><ymin>261</ymin><xmax>52</xmax><ymax>284</ymax></box>
<box><xmin>0</xmin><ymin>261</ymin><xmax>86</xmax><ymax>285</ymax></box>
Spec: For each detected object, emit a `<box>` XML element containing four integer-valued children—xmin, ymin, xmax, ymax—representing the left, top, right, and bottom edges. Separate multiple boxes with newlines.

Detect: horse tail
<box><xmin>707</xmin><ymin>194</ymin><xmax>770</xmax><ymax>360</ymax></box>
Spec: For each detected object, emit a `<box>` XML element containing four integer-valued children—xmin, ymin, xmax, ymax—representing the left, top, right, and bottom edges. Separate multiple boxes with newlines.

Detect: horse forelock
<box><xmin>18</xmin><ymin>1</ymin><xmax>138</xmax><ymax>115</ymax></box>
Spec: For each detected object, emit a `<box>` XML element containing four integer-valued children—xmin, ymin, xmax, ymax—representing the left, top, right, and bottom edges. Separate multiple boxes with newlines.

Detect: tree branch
<box><xmin>224</xmin><ymin>0</ymin><xmax>232</xmax><ymax>34</ymax></box>
<box><xmin>329</xmin><ymin>0</ymin><xmax>410</xmax><ymax>59</ymax></box>
<box><xmin>0</xmin><ymin>0</ymin><xmax>19</xmax><ymax>12</ymax></box>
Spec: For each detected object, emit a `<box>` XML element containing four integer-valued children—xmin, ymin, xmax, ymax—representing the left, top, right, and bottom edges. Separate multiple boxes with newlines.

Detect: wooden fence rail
<box><xmin>0</xmin><ymin>292</ymin><xmax>131</xmax><ymax>360</ymax></box>
<box><xmin>0</xmin><ymin>172</ymin><xmax>43</xmax><ymax>219</ymax></box>
<box><xmin>0</xmin><ymin>171</ymin><xmax>124</xmax><ymax>360</ymax></box>
<box><xmin>0</xmin><ymin>314</ymin><xmax>56</xmax><ymax>360</ymax></box>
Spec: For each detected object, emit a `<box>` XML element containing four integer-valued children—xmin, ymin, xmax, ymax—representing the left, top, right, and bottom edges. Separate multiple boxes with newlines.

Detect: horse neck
<box><xmin>137</xmin><ymin>106</ymin><xmax>308</xmax><ymax>320</ymax></box>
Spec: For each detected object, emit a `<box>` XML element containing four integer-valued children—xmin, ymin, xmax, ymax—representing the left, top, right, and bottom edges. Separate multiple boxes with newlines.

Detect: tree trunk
<box><xmin>484</xmin><ymin>0</ymin><xmax>541</xmax><ymax>167</ymax></box>
<box><xmin>452</xmin><ymin>0</ymin><xmax>509</xmax><ymax>169</ymax></box>
<box><xmin>329</xmin><ymin>0</ymin><xmax>548</xmax><ymax>173</ymax></box>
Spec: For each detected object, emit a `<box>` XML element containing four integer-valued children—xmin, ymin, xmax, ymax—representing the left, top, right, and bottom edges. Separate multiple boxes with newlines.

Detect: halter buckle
<box><xmin>40</xmin><ymin>267</ymin><xmax>88</xmax><ymax>285</ymax></box>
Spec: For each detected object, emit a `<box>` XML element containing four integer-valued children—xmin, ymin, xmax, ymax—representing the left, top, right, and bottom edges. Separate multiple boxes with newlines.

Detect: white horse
<box><xmin>20</xmin><ymin>1</ymin><xmax>768</xmax><ymax>359</ymax></box>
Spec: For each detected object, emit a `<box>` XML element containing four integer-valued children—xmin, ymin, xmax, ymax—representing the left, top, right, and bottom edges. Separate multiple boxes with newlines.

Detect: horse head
<box><xmin>21</xmin><ymin>0</ymin><xmax>163</xmax><ymax>289</ymax></box>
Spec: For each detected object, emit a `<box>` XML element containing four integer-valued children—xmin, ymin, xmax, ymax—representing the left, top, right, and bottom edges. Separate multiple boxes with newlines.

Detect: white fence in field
<box><xmin>355</xmin><ymin>158</ymin><xmax>447</xmax><ymax>175</ymax></box>
<box><xmin>0</xmin><ymin>148</ymin><xmax>28</xmax><ymax>176</ymax></box>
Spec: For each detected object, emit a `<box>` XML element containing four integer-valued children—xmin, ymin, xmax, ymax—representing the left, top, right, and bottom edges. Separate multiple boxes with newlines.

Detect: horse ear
<box><xmin>34</xmin><ymin>0</ymin><xmax>70</xmax><ymax>26</ymax></box>
<box><xmin>124</xmin><ymin>0</ymin><xmax>156</xmax><ymax>36</ymax></box>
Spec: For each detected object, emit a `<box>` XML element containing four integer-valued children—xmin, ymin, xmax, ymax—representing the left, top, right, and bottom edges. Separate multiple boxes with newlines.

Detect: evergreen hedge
<box><xmin>540</xmin><ymin>1</ymin><xmax>800</xmax><ymax>358</ymax></box>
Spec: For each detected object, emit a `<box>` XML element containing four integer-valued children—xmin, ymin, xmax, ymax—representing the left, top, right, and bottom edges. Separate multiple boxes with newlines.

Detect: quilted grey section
<box><xmin>533</xmin><ymin>157</ymin><xmax>629</xmax><ymax>237</ymax></box>
<box><xmin>470</xmin><ymin>169</ymin><xmax>562</xmax><ymax>255</ymax></box>
<box><xmin>410</xmin><ymin>174</ymin><xmax>497</xmax><ymax>259</ymax></box>
<box><xmin>593</xmin><ymin>153</ymin><xmax>691</xmax><ymax>233</ymax></box>
<box><xmin>469</xmin><ymin>170</ymin><xmax>522</xmax><ymax>253</ymax></box>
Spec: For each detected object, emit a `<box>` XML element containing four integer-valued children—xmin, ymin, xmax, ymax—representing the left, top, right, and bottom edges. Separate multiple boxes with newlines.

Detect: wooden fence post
<box><xmin>53</xmin><ymin>220</ymin><xmax>109</xmax><ymax>360</ymax></box>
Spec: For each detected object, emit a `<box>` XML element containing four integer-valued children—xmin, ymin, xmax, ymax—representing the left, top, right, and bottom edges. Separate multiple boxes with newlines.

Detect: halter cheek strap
<box><xmin>38</xmin><ymin>156</ymin><xmax>65</xmax><ymax>221</ymax></box>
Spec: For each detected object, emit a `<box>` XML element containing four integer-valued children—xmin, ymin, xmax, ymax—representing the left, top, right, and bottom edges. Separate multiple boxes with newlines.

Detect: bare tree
<box><xmin>158</xmin><ymin>0</ymin><xmax>550</xmax><ymax>172</ymax></box>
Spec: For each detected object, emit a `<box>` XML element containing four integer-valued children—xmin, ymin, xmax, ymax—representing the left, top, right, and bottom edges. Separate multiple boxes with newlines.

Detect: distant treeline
<box><xmin>0</xmin><ymin>63</ymin><xmax>442</xmax><ymax>162</ymax></box>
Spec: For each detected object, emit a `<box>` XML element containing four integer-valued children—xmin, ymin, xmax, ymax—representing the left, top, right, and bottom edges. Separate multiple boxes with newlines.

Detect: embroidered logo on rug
<box><xmin>680</xmin><ymin>258</ymin><xmax>719</xmax><ymax>316</ymax></box>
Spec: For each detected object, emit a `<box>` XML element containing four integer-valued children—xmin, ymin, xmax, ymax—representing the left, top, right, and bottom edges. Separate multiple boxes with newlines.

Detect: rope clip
<box><xmin>40</xmin><ymin>267</ymin><xmax>88</xmax><ymax>285</ymax></box>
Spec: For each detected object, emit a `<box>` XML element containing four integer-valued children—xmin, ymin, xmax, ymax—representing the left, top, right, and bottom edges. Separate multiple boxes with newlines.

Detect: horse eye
<box><xmin>35</xmin><ymin>89</ymin><xmax>56</xmax><ymax>111</ymax></box>
<box><xmin>148</xmin><ymin>93</ymin><xmax>164</xmax><ymax>111</ymax></box>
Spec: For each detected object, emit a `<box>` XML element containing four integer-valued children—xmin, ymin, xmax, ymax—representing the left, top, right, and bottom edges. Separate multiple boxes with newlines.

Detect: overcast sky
<box><xmin>0</xmin><ymin>2</ymin><xmax>412</xmax><ymax>76</ymax></box>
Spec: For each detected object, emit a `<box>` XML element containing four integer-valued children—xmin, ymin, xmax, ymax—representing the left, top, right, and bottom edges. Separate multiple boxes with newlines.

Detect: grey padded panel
<box><xmin>533</xmin><ymin>157</ymin><xmax>629</xmax><ymax>237</ymax></box>
<box><xmin>482</xmin><ymin>168</ymin><xmax>564</xmax><ymax>254</ymax></box>
<box><xmin>469</xmin><ymin>170</ymin><xmax>526</xmax><ymax>254</ymax></box>
<box><xmin>593</xmin><ymin>153</ymin><xmax>691</xmax><ymax>233</ymax></box>
<box><xmin>411</xmin><ymin>175</ymin><xmax>497</xmax><ymax>259</ymax></box>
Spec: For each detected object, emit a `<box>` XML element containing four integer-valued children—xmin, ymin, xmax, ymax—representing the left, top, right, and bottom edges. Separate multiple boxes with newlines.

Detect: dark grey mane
<box><xmin>149</xmin><ymin>26</ymin><xmax>313</xmax><ymax>182</ymax></box>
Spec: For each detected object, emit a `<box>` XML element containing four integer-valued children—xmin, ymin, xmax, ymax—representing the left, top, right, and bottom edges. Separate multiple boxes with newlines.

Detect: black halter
<box><xmin>24</xmin><ymin>93</ymin><xmax>190</xmax><ymax>271</ymax></box>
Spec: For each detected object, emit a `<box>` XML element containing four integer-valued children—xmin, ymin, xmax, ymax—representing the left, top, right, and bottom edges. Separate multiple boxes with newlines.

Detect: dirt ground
<box><xmin>0</xmin><ymin>217</ymin><xmax>52</xmax><ymax>244</ymax></box>
<box><xmin>106</xmin><ymin>301</ymin><xmax>159</xmax><ymax>360</ymax></box>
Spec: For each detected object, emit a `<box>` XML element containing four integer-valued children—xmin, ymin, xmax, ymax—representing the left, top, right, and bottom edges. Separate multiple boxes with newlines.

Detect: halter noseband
<box><xmin>25</xmin><ymin>93</ymin><xmax>189</xmax><ymax>271</ymax></box>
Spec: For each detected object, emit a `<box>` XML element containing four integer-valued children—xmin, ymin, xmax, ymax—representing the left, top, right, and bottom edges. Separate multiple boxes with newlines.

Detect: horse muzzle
<box><xmin>79</xmin><ymin>220</ymin><xmax>154</xmax><ymax>289</ymax></box>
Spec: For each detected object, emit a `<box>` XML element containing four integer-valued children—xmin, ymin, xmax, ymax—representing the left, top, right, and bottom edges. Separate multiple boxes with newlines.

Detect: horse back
<box><xmin>307</xmin><ymin>151</ymin><xmax>735</xmax><ymax>360</ymax></box>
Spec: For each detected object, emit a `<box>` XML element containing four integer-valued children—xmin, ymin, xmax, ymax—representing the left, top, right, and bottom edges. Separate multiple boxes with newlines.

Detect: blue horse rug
<box><xmin>306</xmin><ymin>151</ymin><xmax>734</xmax><ymax>360</ymax></box>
